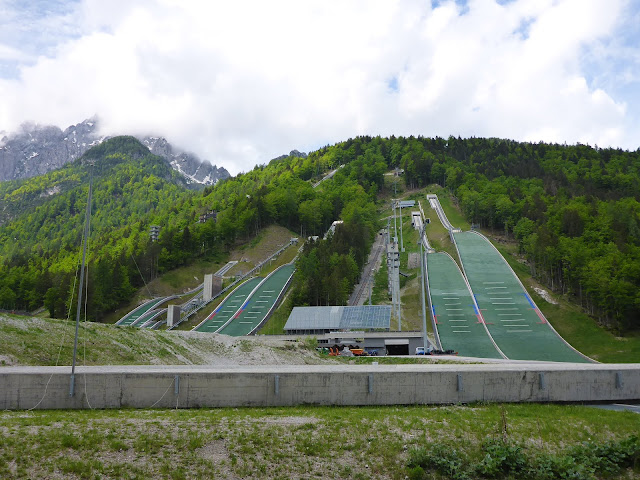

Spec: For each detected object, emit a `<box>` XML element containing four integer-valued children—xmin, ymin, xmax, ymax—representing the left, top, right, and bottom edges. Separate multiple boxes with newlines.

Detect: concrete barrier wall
<box><xmin>1</xmin><ymin>364</ymin><xmax>639</xmax><ymax>410</ymax></box>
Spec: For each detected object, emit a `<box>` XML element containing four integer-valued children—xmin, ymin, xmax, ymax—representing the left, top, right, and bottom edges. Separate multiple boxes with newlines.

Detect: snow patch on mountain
<box><xmin>0</xmin><ymin>118</ymin><xmax>229</xmax><ymax>186</ymax></box>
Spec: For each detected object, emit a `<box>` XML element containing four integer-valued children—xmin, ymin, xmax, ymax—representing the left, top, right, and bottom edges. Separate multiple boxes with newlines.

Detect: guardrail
<box><xmin>417</xmin><ymin>200</ymin><xmax>435</xmax><ymax>252</ymax></box>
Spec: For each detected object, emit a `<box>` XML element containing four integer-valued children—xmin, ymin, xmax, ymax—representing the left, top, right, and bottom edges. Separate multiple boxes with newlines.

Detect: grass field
<box><xmin>1</xmin><ymin>403</ymin><xmax>638</xmax><ymax>479</ymax></box>
<box><xmin>0</xmin><ymin>315</ymin><xmax>214</xmax><ymax>366</ymax></box>
<box><xmin>437</xmin><ymin>189</ymin><xmax>471</xmax><ymax>231</ymax></box>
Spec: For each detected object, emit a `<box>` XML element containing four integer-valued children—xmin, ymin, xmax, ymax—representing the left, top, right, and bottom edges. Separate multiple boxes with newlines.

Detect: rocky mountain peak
<box><xmin>0</xmin><ymin>118</ymin><xmax>230</xmax><ymax>186</ymax></box>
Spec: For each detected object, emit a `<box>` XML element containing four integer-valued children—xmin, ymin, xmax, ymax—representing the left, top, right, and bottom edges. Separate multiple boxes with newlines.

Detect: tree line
<box><xmin>1</xmin><ymin>134</ymin><xmax>639</xmax><ymax>332</ymax></box>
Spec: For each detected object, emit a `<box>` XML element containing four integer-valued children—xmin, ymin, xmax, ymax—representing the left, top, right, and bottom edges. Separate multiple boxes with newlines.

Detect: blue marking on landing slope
<box><xmin>474</xmin><ymin>293</ymin><xmax>481</xmax><ymax>307</ymax></box>
<box><xmin>522</xmin><ymin>293</ymin><xmax>535</xmax><ymax>309</ymax></box>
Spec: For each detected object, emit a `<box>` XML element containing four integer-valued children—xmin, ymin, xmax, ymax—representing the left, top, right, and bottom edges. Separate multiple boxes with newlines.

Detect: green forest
<box><xmin>0</xmin><ymin>135</ymin><xmax>639</xmax><ymax>333</ymax></box>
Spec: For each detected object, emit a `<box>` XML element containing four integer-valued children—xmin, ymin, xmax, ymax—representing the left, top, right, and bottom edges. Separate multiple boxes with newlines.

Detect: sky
<box><xmin>0</xmin><ymin>0</ymin><xmax>639</xmax><ymax>175</ymax></box>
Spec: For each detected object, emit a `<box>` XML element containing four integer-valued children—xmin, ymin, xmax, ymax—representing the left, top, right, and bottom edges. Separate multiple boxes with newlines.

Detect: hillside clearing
<box><xmin>0</xmin><ymin>315</ymin><xmax>322</xmax><ymax>367</ymax></box>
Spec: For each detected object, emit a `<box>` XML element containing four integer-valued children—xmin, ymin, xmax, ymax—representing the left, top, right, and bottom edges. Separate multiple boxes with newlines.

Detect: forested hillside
<box><xmin>1</xmin><ymin>134</ymin><xmax>638</xmax><ymax>332</ymax></box>
<box><xmin>286</xmin><ymin>136</ymin><xmax>640</xmax><ymax>331</ymax></box>
<box><xmin>0</xmin><ymin>136</ymin><xmax>382</xmax><ymax>320</ymax></box>
<box><xmin>0</xmin><ymin>137</ymin><xmax>201</xmax><ymax>318</ymax></box>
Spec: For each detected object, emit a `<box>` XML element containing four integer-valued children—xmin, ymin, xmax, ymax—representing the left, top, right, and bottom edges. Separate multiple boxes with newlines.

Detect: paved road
<box><xmin>454</xmin><ymin>231</ymin><xmax>590</xmax><ymax>363</ymax></box>
<box><xmin>588</xmin><ymin>403</ymin><xmax>640</xmax><ymax>414</ymax></box>
<box><xmin>427</xmin><ymin>252</ymin><xmax>504</xmax><ymax>358</ymax></box>
<box><xmin>194</xmin><ymin>277</ymin><xmax>263</xmax><ymax>333</ymax></box>
<box><xmin>219</xmin><ymin>264</ymin><xmax>295</xmax><ymax>336</ymax></box>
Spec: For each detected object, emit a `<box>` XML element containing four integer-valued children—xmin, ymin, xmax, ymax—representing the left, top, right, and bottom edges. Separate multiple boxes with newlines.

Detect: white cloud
<box><xmin>0</xmin><ymin>0</ymin><xmax>637</xmax><ymax>174</ymax></box>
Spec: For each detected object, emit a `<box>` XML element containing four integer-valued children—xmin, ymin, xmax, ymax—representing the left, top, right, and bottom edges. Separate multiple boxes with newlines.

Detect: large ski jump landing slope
<box><xmin>427</xmin><ymin>252</ymin><xmax>503</xmax><ymax>359</ymax></box>
<box><xmin>453</xmin><ymin>231</ymin><xmax>589</xmax><ymax>362</ymax></box>
<box><xmin>425</xmin><ymin>194</ymin><xmax>589</xmax><ymax>362</ymax></box>
<box><xmin>194</xmin><ymin>277</ymin><xmax>263</xmax><ymax>333</ymax></box>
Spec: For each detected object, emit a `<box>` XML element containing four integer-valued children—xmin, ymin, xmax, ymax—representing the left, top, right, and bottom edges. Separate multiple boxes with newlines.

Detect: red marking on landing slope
<box><xmin>535</xmin><ymin>308</ymin><xmax>547</xmax><ymax>324</ymax></box>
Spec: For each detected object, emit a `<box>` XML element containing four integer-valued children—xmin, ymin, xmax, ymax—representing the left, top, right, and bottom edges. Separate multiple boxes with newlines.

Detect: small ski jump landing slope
<box><xmin>453</xmin><ymin>231</ymin><xmax>590</xmax><ymax>363</ymax></box>
<box><xmin>117</xmin><ymin>297</ymin><xmax>176</xmax><ymax>327</ymax></box>
<box><xmin>219</xmin><ymin>263</ymin><xmax>295</xmax><ymax>337</ymax></box>
<box><xmin>193</xmin><ymin>277</ymin><xmax>263</xmax><ymax>333</ymax></box>
<box><xmin>427</xmin><ymin>252</ymin><xmax>503</xmax><ymax>359</ymax></box>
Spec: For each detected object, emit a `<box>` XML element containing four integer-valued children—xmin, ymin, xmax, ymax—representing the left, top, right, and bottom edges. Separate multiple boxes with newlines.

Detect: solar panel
<box><xmin>284</xmin><ymin>306</ymin><xmax>391</xmax><ymax>331</ymax></box>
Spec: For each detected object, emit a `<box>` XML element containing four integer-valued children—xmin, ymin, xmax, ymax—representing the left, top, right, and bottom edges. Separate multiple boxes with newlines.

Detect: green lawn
<box><xmin>0</xmin><ymin>315</ymin><xmax>221</xmax><ymax>366</ymax></box>
<box><xmin>257</xmin><ymin>295</ymin><xmax>292</xmax><ymax>335</ymax></box>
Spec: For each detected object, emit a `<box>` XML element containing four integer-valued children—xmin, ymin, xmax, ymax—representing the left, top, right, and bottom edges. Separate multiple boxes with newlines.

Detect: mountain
<box><xmin>141</xmin><ymin>137</ymin><xmax>229</xmax><ymax>185</ymax></box>
<box><xmin>0</xmin><ymin>118</ymin><xmax>230</xmax><ymax>186</ymax></box>
<box><xmin>0</xmin><ymin>120</ymin><xmax>102</xmax><ymax>181</ymax></box>
<box><xmin>271</xmin><ymin>149</ymin><xmax>308</xmax><ymax>162</ymax></box>
<box><xmin>0</xmin><ymin>136</ymin><xmax>205</xmax><ymax>317</ymax></box>
<box><xmin>0</xmin><ymin>136</ymin><xmax>379</xmax><ymax>321</ymax></box>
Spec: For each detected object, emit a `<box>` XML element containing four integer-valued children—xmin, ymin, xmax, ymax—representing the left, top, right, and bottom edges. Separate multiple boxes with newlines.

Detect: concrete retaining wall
<box><xmin>1</xmin><ymin>363</ymin><xmax>639</xmax><ymax>410</ymax></box>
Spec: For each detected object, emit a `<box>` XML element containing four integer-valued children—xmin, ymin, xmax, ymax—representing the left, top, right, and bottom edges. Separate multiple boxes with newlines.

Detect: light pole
<box><xmin>392</xmin><ymin>200</ymin><xmax>397</xmax><ymax>244</ymax></box>
<box><xmin>399</xmin><ymin>204</ymin><xmax>404</xmax><ymax>252</ymax></box>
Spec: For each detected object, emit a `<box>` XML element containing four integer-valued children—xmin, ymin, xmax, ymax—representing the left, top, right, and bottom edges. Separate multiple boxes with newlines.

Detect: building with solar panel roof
<box><xmin>284</xmin><ymin>305</ymin><xmax>391</xmax><ymax>335</ymax></box>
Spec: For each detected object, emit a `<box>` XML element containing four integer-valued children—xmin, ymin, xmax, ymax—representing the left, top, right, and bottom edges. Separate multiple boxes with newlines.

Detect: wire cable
<box><xmin>147</xmin><ymin>376</ymin><xmax>177</xmax><ymax>409</ymax></box>
<box><xmin>82</xmin><ymin>262</ymin><xmax>94</xmax><ymax>410</ymax></box>
<box><xmin>131</xmin><ymin>254</ymin><xmax>154</xmax><ymax>298</ymax></box>
<box><xmin>27</xmin><ymin>265</ymin><xmax>81</xmax><ymax>411</ymax></box>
